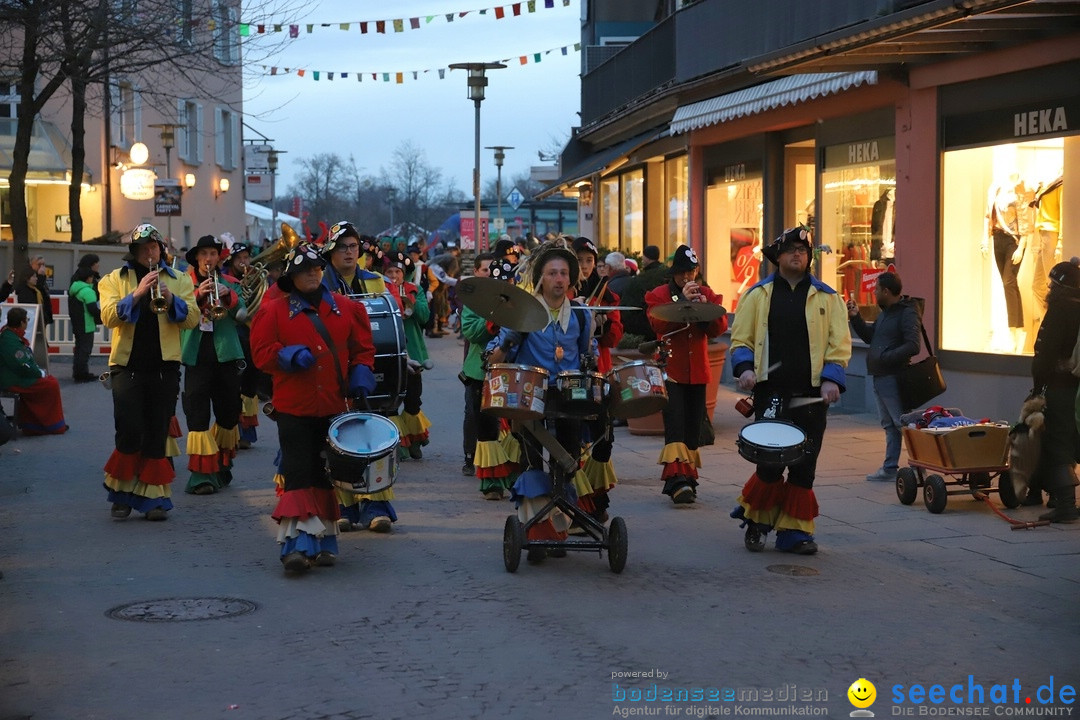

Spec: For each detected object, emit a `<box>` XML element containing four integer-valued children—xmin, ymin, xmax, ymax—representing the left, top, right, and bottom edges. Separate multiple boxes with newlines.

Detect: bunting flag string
<box><xmin>239</xmin><ymin>0</ymin><xmax>571</xmax><ymax>40</ymax></box>
<box><xmin>257</xmin><ymin>43</ymin><xmax>580</xmax><ymax>84</ymax></box>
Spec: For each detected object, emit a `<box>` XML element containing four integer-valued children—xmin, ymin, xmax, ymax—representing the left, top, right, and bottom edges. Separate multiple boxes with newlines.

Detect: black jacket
<box><xmin>849</xmin><ymin>297</ymin><xmax>921</xmax><ymax>376</ymax></box>
<box><xmin>1031</xmin><ymin>285</ymin><xmax>1080</xmax><ymax>388</ymax></box>
<box><xmin>619</xmin><ymin>261</ymin><xmax>669</xmax><ymax>341</ymax></box>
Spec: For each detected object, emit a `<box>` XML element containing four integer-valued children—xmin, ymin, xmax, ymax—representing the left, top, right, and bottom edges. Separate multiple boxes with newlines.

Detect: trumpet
<box><xmin>205</xmin><ymin>264</ymin><xmax>227</xmax><ymax>321</ymax></box>
<box><xmin>149</xmin><ymin>270</ymin><xmax>169</xmax><ymax>314</ymax></box>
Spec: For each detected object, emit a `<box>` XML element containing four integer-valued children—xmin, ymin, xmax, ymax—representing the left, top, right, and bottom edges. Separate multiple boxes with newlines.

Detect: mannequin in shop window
<box><xmin>983</xmin><ymin>174</ymin><xmax>1032</xmax><ymax>352</ymax></box>
<box><xmin>871</xmin><ymin>188</ymin><xmax>895</xmax><ymax>263</ymax></box>
<box><xmin>1030</xmin><ymin>173</ymin><xmax>1063</xmax><ymax>328</ymax></box>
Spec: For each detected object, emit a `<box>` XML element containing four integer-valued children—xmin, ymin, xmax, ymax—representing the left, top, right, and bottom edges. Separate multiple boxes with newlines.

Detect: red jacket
<box><xmin>250</xmin><ymin>290</ymin><xmax>375</xmax><ymax>417</ymax></box>
<box><xmin>645</xmin><ymin>281</ymin><xmax>727</xmax><ymax>385</ymax></box>
<box><xmin>586</xmin><ymin>287</ymin><xmax>624</xmax><ymax>374</ymax></box>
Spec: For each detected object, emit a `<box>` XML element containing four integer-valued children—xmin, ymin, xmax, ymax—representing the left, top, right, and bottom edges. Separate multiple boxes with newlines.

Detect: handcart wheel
<box><xmin>997</xmin><ymin>470</ymin><xmax>1020</xmax><ymax>509</ymax></box>
<box><xmin>923</xmin><ymin>474</ymin><xmax>948</xmax><ymax>514</ymax></box>
<box><xmin>503</xmin><ymin>515</ymin><xmax>524</xmax><ymax>573</ymax></box>
<box><xmin>967</xmin><ymin>472</ymin><xmax>992</xmax><ymax>497</ymax></box>
<box><xmin>607</xmin><ymin>517</ymin><xmax>628</xmax><ymax>574</ymax></box>
<box><xmin>896</xmin><ymin>467</ymin><xmax>919</xmax><ymax>505</ymax></box>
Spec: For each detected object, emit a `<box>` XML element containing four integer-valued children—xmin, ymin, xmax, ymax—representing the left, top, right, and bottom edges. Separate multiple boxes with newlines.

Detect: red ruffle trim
<box><xmin>218</xmin><ymin>448</ymin><xmax>236</xmax><ymax>467</ymax></box>
<box><xmin>188</xmin><ymin>453</ymin><xmax>221</xmax><ymax>474</ymax></box>
<box><xmin>139</xmin><ymin>457</ymin><xmax>175</xmax><ymax>485</ymax></box>
<box><xmin>781</xmin><ymin>484</ymin><xmax>819</xmax><ymax>521</ymax></box>
<box><xmin>104</xmin><ymin>450</ymin><xmax>140</xmax><ymax>482</ymax></box>
<box><xmin>499</xmin><ymin>418</ymin><xmax>513</xmax><ymax>433</ymax></box>
<box><xmin>526</xmin><ymin>518</ymin><xmax>568</xmax><ymax>542</ymax></box>
<box><xmin>398</xmin><ymin>430</ymin><xmax>429</xmax><ymax>448</ymax></box>
<box><xmin>476</xmin><ymin>462</ymin><xmax>516</xmax><ymax>479</ymax></box>
<box><xmin>661</xmin><ymin>460</ymin><xmax>698</xmax><ymax>480</ymax></box>
<box><xmin>168</xmin><ymin>416</ymin><xmax>182</xmax><ymax>438</ymax></box>
<box><xmin>239</xmin><ymin>413</ymin><xmax>259</xmax><ymax>429</ymax></box>
<box><xmin>271</xmin><ymin>487</ymin><xmax>340</xmax><ymax>522</ymax></box>
<box><xmin>576</xmin><ymin>493</ymin><xmax>597</xmax><ymax>514</ymax></box>
<box><xmin>741</xmin><ymin>473</ymin><xmax>787</xmax><ymax>512</ymax></box>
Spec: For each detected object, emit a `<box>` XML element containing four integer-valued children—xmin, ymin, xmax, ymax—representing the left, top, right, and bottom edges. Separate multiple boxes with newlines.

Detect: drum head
<box><xmin>328</xmin><ymin>413</ymin><xmax>400</xmax><ymax>458</ymax></box>
<box><xmin>739</xmin><ymin>420</ymin><xmax>806</xmax><ymax>448</ymax></box>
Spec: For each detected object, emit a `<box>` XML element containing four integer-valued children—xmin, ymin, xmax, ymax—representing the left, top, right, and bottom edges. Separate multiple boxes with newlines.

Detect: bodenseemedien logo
<box><xmin>849</xmin><ymin>678</ymin><xmax>877</xmax><ymax>717</ymax></box>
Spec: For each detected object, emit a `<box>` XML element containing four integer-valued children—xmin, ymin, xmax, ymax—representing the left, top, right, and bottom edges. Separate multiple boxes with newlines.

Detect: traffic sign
<box><xmin>506</xmin><ymin>187</ymin><xmax>524</xmax><ymax>211</ymax></box>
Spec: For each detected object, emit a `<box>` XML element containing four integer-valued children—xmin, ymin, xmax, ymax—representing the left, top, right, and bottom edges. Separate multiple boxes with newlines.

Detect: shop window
<box><xmin>664</xmin><ymin>155</ymin><xmax>688</xmax><ymax>258</ymax></box>
<box><xmin>599</xmin><ymin>176</ymin><xmax>620</xmax><ymax>250</ymax></box>
<box><xmin>621</xmin><ymin>169</ymin><xmax>644</xmax><ymax>256</ymax></box>
<box><xmin>705</xmin><ymin>165</ymin><xmax>762</xmax><ymax>311</ymax></box>
<box><xmin>942</xmin><ymin>137</ymin><xmax>1071</xmax><ymax>356</ymax></box>
<box><xmin>0</xmin><ymin>79</ymin><xmax>18</xmax><ymax>120</ymax></box>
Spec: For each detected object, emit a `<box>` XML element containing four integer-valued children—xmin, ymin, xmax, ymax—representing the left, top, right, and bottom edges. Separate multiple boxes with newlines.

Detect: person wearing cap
<box><xmin>646</xmin><ymin>244</ymin><xmax>728</xmax><ymax>506</ymax></box>
<box><xmin>223</xmin><ymin>242</ymin><xmax>262</xmax><ymax>449</ymax></box>
<box><xmin>487</xmin><ymin>241</ymin><xmax>597</xmax><ymax>562</ymax></box>
<box><xmin>383</xmin><ymin>251</ymin><xmax>432</xmax><ymax>462</ymax></box>
<box><xmin>729</xmin><ymin>226</ymin><xmax>851</xmax><ymax>555</ymax></box>
<box><xmin>68</xmin><ymin>257</ymin><xmax>102</xmax><ymax>383</ymax></box>
<box><xmin>179</xmin><ymin>235</ymin><xmax>246</xmax><ymax>495</ymax></box>
<box><xmin>1026</xmin><ymin>258</ymin><xmax>1080</xmax><ymax>523</ymax></box>
<box><xmin>250</xmin><ymin>242</ymin><xmax>377</xmax><ymax>572</ymax></box>
<box><xmin>574</xmin><ymin>236</ymin><xmax>624</xmax><ymax>522</ymax></box>
<box><xmin>493</xmin><ymin>236</ymin><xmax>520</xmax><ymax>267</ymax></box>
<box><xmin>99</xmin><ymin>223</ymin><xmax>200</xmax><ymax>522</ymax></box>
<box><xmin>621</xmin><ymin>244</ymin><xmax>668</xmax><ymax>342</ymax></box>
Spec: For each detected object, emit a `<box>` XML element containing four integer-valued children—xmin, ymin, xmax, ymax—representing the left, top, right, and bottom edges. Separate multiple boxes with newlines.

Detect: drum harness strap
<box><xmin>301</xmin><ymin>309</ymin><xmax>349</xmax><ymax>403</ymax></box>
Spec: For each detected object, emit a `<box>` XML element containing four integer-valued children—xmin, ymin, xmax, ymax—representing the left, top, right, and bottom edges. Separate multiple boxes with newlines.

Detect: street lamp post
<box><xmin>449</xmin><ymin>62</ymin><xmax>505</xmax><ymax>254</ymax></box>
<box><xmin>484</xmin><ymin>145</ymin><xmax>513</xmax><ymax>237</ymax></box>
<box><xmin>148</xmin><ymin>122</ymin><xmax>185</xmax><ymax>244</ymax></box>
<box><xmin>386</xmin><ymin>187</ymin><xmax>397</xmax><ymax>229</ymax></box>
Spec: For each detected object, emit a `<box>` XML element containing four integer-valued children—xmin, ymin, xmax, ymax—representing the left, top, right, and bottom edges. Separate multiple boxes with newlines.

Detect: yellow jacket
<box><xmin>729</xmin><ymin>273</ymin><xmax>852</xmax><ymax>389</ymax></box>
<box><xmin>99</xmin><ymin>263</ymin><xmax>199</xmax><ymax>366</ymax></box>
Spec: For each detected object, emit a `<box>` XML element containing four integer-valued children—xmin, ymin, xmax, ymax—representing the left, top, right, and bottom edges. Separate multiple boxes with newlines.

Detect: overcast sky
<box><xmin>241</xmin><ymin>0</ymin><xmax>582</xmax><ymax>199</ymax></box>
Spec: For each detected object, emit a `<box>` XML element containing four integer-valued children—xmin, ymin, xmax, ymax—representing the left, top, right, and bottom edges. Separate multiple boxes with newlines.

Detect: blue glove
<box><xmin>501</xmin><ymin>330</ymin><xmax>523</xmax><ymax>352</ymax></box>
<box><xmin>348</xmin><ymin>364</ymin><xmax>376</xmax><ymax>397</ymax></box>
<box><xmin>278</xmin><ymin>345</ymin><xmax>315</xmax><ymax>372</ymax></box>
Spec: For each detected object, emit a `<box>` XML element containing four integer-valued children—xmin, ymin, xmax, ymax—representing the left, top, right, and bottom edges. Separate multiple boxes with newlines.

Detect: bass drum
<box><xmin>351</xmin><ymin>293</ymin><xmax>408</xmax><ymax>413</ymax></box>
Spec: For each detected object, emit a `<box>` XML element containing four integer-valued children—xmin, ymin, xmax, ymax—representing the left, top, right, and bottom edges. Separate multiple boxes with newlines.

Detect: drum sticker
<box><xmin>489</xmin><ymin>375</ymin><xmax>506</xmax><ymax>394</ymax></box>
<box><xmin>647</xmin><ymin>368</ymin><xmax>663</xmax><ymax>386</ymax></box>
<box><xmin>572</xmin><ymin>388</ymin><xmax>587</xmax><ymax>401</ymax></box>
<box><xmin>507</xmin><ymin>392</ymin><xmax>519</xmax><ymax>407</ymax></box>
<box><xmin>370</xmin><ymin>321</ymin><xmax>381</xmax><ymax>331</ymax></box>
<box><xmin>523</xmin><ymin>381</ymin><xmax>533</xmax><ymax>394</ymax></box>
<box><xmin>621</xmin><ymin>387</ymin><xmax>633</xmax><ymax>401</ymax></box>
<box><xmin>489</xmin><ymin>396</ymin><xmax>505</xmax><ymax>407</ymax></box>
<box><xmin>531</xmin><ymin>396</ymin><xmax>545</xmax><ymax>413</ymax></box>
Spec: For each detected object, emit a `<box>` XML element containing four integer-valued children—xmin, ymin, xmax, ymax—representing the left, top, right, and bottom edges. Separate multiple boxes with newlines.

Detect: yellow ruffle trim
<box><xmin>774</xmin><ymin>512</ymin><xmax>816</xmax><ymax>534</ymax></box>
<box><xmin>241</xmin><ymin>395</ymin><xmax>259</xmax><ymax>417</ymax></box>
<box><xmin>582</xmin><ymin>456</ymin><xmax>618</xmax><ymax>492</ymax></box>
<box><xmin>499</xmin><ymin>428</ymin><xmax>522</xmax><ymax>464</ymax></box>
<box><xmin>273</xmin><ymin>473</ymin><xmax>285</xmax><ymax>492</ymax></box>
<box><xmin>336</xmin><ymin>489</ymin><xmax>358</xmax><ymax>507</ymax></box>
<box><xmin>165</xmin><ymin>437</ymin><xmax>181</xmax><ymax>458</ymax></box>
<box><xmin>571</xmin><ymin>469</ymin><xmax>593</xmax><ymax>499</ymax></box>
<box><xmin>354</xmin><ymin>487</ymin><xmax>395</xmax><ymax>501</ymax></box>
<box><xmin>212</xmin><ymin>423</ymin><xmax>240</xmax><ymax>451</ymax></box>
<box><xmin>737</xmin><ymin>496</ymin><xmax>782</xmax><ymax>528</ymax></box>
<box><xmin>657</xmin><ymin>442</ymin><xmax>701</xmax><ymax>468</ymax></box>
<box><xmin>474</xmin><ymin>440</ymin><xmax>511</xmax><ymax>469</ymax></box>
<box><xmin>104</xmin><ymin>473</ymin><xmax>173</xmax><ymax>499</ymax></box>
<box><xmin>186</xmin><ymin>429</ymin><xmax>219</xmax><ymax>457</ymax></box>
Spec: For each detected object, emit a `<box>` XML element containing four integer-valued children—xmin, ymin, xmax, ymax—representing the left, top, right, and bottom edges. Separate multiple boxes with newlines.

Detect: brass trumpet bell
<box><xmin>236</xmin><ymin>222</ymin><xmax>302</xmax><ymax>322</ymax></box>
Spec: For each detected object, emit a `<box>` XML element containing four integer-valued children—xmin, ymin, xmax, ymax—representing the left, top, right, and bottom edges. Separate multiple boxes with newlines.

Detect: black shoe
<box><xmin>409</xmin><ymin>444</ymin><xmax>423</xmax><ymax>460</ymax></box>
<box><xmin>462</xmin><ymin>460</ymin><xmax>475</xmax><ymax>476</ymax></box>
<box><xmin>73</xmin><ymin>374</ymin><xmax>96</xmax><ymax>383</ymax></box>
<box><xmin>744</xmin><ymin>523</ymin><xmax>766</xmax><ymax>552</ymax></box>
<box><xmin>671</xmin><ymin>484</ymin><xmax>695</xmax><ymax>505</ymax></box>
<box><xmin>1039</xmin><ymin>505</ymin><xmax>1079</xmax><ymax>523</ymax></box>
<box><xmin>548</xmin><ymin>548</ymin><xmax>567</xmax><ymax>558</ymax></box>
<box><xmin>1020</xmin><ymin>490</ymin><xmax>1044</xmax><ymax>507</ymax></box>
<box><xmin>780</xmin><ymin>539</ymin><xmax>819</xmax><ymax>555</ymax></box>
<box><xmin>526</xmin><ymin>547</ymin><xmax>546</xmax><ymax>563</ymax></box>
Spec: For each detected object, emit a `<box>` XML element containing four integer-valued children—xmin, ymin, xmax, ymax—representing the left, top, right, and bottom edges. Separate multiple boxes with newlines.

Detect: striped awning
<box><xmin>671</xmin><ymin>71</ymin><xmax>878</xmax><ymax>134</ymax></box>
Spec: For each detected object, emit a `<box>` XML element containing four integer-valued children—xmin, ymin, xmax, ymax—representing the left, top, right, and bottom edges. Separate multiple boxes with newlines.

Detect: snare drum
<box><xmin>553</xmin><ymin>371</ymin><xmax>607</xmax><ymax>417</ymax></box>
<box><xmin>482</xmin><ymin>363</ymin><xmax>549</xmax><ymax>421</ymax></box>
<box><xmin>736</xmin><ymin>420</ymin><xmax>807</xmax><ymax>466</ymax></box>
<box><xmin>607</xmin><ymin>360</ymin><xmax>668</xmax><ymax>419</ymax></box>
<box><xmin>326</xmin><ymin>412</ymin><xmax>400</xmax><ymax>495</ymax></box>
<box><xmin>352</xmin><ymin>293</ymin><xmax>408</xmax><ymax>413</ymax></box>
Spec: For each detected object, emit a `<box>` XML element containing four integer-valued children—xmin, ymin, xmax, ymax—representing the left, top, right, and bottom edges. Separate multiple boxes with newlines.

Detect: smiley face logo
<box><xmin>848</xmin><ymin>678</ymin><xmax>877</xmax><ymax>709</ymax></box>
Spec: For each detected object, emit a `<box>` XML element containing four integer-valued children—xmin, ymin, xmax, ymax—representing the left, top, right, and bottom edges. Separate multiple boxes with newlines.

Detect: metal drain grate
<box><xmin>106</xmin><ymin>597</ymin><xmax>258</xmax><ymax>622</ymax></box>
<box><xmin>766</xmin><ymin>564</ymin><xmax>820</xmax><ymax>577</ymax></box>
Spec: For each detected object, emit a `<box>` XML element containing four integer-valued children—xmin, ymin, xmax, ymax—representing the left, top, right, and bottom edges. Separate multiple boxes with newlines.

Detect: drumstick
<box><xmin>788</xmin><ymin>397</ymin><xmax>825</xmax><ymax>407</ymax></box>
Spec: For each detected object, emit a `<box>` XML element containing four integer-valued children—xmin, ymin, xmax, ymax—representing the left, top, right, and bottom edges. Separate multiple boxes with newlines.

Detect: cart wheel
<box><xmin>503</xmin><ymin>515</ymin><xmax>524</xmax><ymax>573</ymax></box>
<box><xmin>896</xmin><ymin>467</ymin><xmax>919</xmax><ymax>505</ymax></box>
<box><xmin>968</xmin><ymin>471</ymin><xmax>992</xmax><ymax>497</ymax></box>
<box><xmin>997</xmin><ymin>470</ymin><xmax>1020</xmax><ymax>509</ymax></box>
<box><xmin>923</xmin><ymin>474</ymin><xmax>948</xmax><ymax>514</ymax></box>
<box><xmin>607</xmin><ymin>517</ymin><xmax>628</xmax><ymax>574</ymax></box>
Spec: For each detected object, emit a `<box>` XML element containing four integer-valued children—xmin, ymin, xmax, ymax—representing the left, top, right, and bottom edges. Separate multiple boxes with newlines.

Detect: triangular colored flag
<box><xmin>341</xmin><ymin>73</ymin><xmax>348</xmax><ymax>79</ymax></box>
<box><xmin>445</xmin><ymin>13</ymin><xmax>454</xmax><ymax>22</ymax></box>
<box><xmin>289</xmin><ymin>25</ymin><xmax>298</xmax><ymax>38</ymax></box>
<box><xmin>297</xmin><ymin>69</ymin><xmax>305</xmax><ymax>77</ymax></box>
<box><xmin>395</xmin><ymin>72</ymin><xmax>403</xmax><ymax>84</ymax></box>
<box><xmin>371</xmin><ymin>73</ymin><xmax>377</xmax><ymax>80</ymax></box>
<box><xmin>410</xmin><ymin>17</ymin><xmax>420</xmax><ymax>29</ymax></box>
<box><xmin>512</xmin><ymin>3</ymin><xmax>521</xmax><ymax>16</ymax></box>
<box><xmin>534</xmin><ymin>52</ymin><xmax>541</xmax><ymax>62</ymax></box>
<box><xmin>528</xmin><ymin>1</ymin><xmax>536</xmax><ymax>11</ymax></box>
<box><xmin>458</xmin><ymin>11</ymin><xmax>468</xmax><ymax>17</ymax></box>
<box><xmin>207</xmin><ymin>19</ymin><xmax>216</xmax><ymax>30</ymax></box>
<box><xmin>545</xmin><ymin>0</ymin><xmax>554</xmax><ymax>7</ymax></box>
<box><xmin>357</xmin><ymin>74</ymin><xmax>362</xmax><ymax>82</ymax></box>
<box><xmin>313</xmin><ymin>71</ymin><xmax>320</xmax><ymax>81</ymax></box>
<box><xmin>412</xmin><ymin>71</ymin><xmax>418</xmax><ymax>80</ymax></box>
<box><xmin>494</xmin><ymin>7</ymin><xmax>504</xmax><ymax>19</ymax></box>
<box><xmin>339</xmin><ymin>23</ymin><xmax>349</xmax><ymax>30</ymax></box>
<box><xmin>479</xmin><ymin>8</ymin><xmax>487</xmax><ymax>13</ymax></box>
<box><xmin>376</xmin><ymin>20</ymin><xmax>385</xmax><ymax>33</ymax></box>
<box><xmin>273</xmin><ymin>24</ymin><xmax>282</xmax><ymax>32</ymax></box>
<box><xmin>560</xmin><ymin>45</ymin><xmax>567</xmax><ymax>55</ymax></box>
<box><xmin>305</xmin><ymin>24</ymin><xmax>313</xmax><ymax>33</ymax></box>
<box><xmin>382</xmin><ymin>73</ymin><xmax>390</xmax><ymax>82</ymax></box>
<box><xmin>519</xmin><ymin>55</ymin><xmax>527</xmax><ymax>65</ymax></box>
<box><xmin>563</xmin><ymin>0</ymin><xmax>569</xmax><ymax>5</ymax></box>
<box><xmin>574</xmin><ymin>42</ymin><xmax>580</xmax><ymax>50</ymax></box>
<box><xmin>239</xmin><ymin>24</ymin><xmax>249</xmax><ymax>36</ymax></box>
<box><xmin>270</xmin><ymin>67</ymin><xmax>277</xmax><ymax>75</ymax></box>
<box><xmin>426</xmin><ymin>15</ymin><xmax>435</xmax><ymax>23</ymax></box>
<box><xmin>327</xmin><ymin>72</ymin><xmax>334</xmax><ymax>80</ymax></box>
<box><xmin>438</xmin><ymin>68</ymin><xmax>445</xmax><ymax>79</ymax></box>
<box><xmin>360</xmin><ymin>21</ymin><xmax>368</xmax><ymax>33</ymax></box>
<box><xmin>393</xmin><ymin>19</ymin><xmax>403</xmax><ymax>32</ymax></box>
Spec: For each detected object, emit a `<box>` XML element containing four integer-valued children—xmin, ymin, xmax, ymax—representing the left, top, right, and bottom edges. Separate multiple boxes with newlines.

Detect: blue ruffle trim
<box><xmin>239</xmin><ymin>424</ymin><xmax>257</xmax><ymax>443</ymax></box>
<box><xmin>358</xmin><ymin>499</ymin><xmax>397</xmax><ymax>524</ymax></box>
<box><xmin>106</xmin><ymin>489</ymin><xmax>174</xmax><ymax>514</ymax></box>
<box><xmin>775</xmin><ymin>529</ymin><xmax>814</xmax><ymax>550</ymax></box>
<box><xmin>280</xmin><ymin>530</ymin><xmax>340</xmax><ymax>558</ymax></box>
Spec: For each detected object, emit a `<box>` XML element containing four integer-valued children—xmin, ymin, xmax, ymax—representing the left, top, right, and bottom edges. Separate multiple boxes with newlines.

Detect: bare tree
<box><xmin>378</xmin><ymin>141</ymin><xmax>449</xmax><ymax>232</ymax></box>
<box><xmin>287</xmin><ymin>152</ymin><xmax>354</xmax><ymax>227</ymax></box>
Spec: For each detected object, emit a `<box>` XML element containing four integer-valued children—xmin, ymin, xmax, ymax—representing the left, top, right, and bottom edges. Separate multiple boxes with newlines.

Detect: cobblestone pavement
<box><xmin>1</xmin><ymin>338</ymin><xmax>1077</xmax><ymax>720</ymax></box>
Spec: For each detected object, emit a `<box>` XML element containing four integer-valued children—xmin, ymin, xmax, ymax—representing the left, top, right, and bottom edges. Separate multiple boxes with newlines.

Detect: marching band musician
<box><xmin>573</xmin><ymin>236</ymin><xmax>624</xmax><ymax>524</ymax></box>
<box><xmin>318</xmin><ymin>221</ymin><xmax>397</xmax><ymax>534</ymax></box>
<box><xmin>180</xmin><ymin>235</ymin><xmax>246</xmax><ymax>495</ymax></box>
<box><xmin>250</xmin><ymin>242</ymin><xmax>377</xmax><ymax>573</ymax></box>
<box><xmin>383</xmin><ymin>252</ymin><xmax>433</xmax><ymax>461</ymax></box>
<box><xmin>645</xmin><ymin>245</ymin><xmax>728</xmax><ymax>506</ymax></box>
<box><xmin>223</xmin><ymin>241</ymin><xmax>262</xmax><ymax>449</ymax></box>
<box><xmin>99</xmin><ymin>224</ymin><xmax>200</xmax><ymax>522</ymax></box>
<box><xmin>487</xmin><ymin>241</ymin><xmax>597</xmax><ymax>563</ymax></box>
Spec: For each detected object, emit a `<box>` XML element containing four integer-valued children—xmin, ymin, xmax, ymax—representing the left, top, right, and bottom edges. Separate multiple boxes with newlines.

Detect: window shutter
<box><xmin>194</xmin><ymin>102</ymin><xmax>204</xmax><ymax>163</ymax></box>
<box><xmin>176</xmin><ymin>99</ymin><xmax>187</xmax><ymax>162</ymax></box>
<box><xmin>231</xmin><ymin>113</ymin><xmax>239</xmax><ymax>170</ymax></box>
<box><xmin>133</xmin><ymin>88</ymin><xmax>142</xmax><ymax>143</ymax></box>
<box><xmin>110</xmin><ymin>82</ymin><xmax>121</xmax><ymax>146</ymax></box>
<box><xmin>214</xmin><ymin>106</ymin><xmax>225</xmax><ymax>167</ymax></box>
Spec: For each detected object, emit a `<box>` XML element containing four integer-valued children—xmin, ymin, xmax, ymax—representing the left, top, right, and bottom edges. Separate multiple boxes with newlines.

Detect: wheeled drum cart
<box><xmin>897</xmin><ymin>424</ymin><xmax>1018</xmax><ymax>514</ymax></box>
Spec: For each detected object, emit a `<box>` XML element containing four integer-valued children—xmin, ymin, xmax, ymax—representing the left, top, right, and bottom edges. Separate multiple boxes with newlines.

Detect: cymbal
<box><xmin>648</xmin><ymin>300</ymin><xmax>727</xmax><ymax>324</ymax></box>
<box><xmin>457</xmin><ymin>276</ymin><xmax>549</xmax><ymax>332</ymax></box>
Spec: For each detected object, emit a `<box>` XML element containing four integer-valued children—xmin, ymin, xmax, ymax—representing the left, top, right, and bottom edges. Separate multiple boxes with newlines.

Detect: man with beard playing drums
<box><xmin>645</xmin><ymin>244</ymin><xmax>728</xmax><ymax>505</ymax></box>
<box><xmin>250</xmin><ymin>242</ymin><xmax>376</xmax><ymax>573</ymax></box>
<box><xmin>728</xmin><ymin>227</ymin><xmax>851</xmax><ymax>555</ymax></box>
<box><xmin>487</xmin><ymin>239</ymin><xmax>597</xmax><ymax>563</ymax></box>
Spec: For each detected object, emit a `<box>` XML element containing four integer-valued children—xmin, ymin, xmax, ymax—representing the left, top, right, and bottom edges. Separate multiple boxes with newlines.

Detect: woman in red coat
<box><xmin>645</xmin><ymin>245</ymin><xmax>727</xmax><ymax>505</ymax></box>
<box><xmin>250</xmin><ymin>243</ymin><xmax>376</xmax><ymax>573</ymax></box>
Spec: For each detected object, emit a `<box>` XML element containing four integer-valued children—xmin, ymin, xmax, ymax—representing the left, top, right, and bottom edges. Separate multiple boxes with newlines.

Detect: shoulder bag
<box><xmin>897</xmin><ymin>322</ymin><xmax>946</xmax><ymax>411</ymax></box>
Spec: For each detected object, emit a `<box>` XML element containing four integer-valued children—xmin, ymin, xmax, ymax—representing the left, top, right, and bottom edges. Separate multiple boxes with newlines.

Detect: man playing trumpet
<box><xmin>99</xmin><ymin>224</ymin><xmax>199</xmax><ymax>521</ymax></box>
<box><xmin>180</xmin><ymin>235</ymin><xmax>246</xmax><ymax>495</ymax></box>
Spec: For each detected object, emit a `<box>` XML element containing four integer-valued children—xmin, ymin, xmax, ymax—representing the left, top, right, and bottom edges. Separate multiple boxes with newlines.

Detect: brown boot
<box><xmin>1039</xmin><ymin>488</ymin><xmax>1079</xmax><ymax>523</ymax></box>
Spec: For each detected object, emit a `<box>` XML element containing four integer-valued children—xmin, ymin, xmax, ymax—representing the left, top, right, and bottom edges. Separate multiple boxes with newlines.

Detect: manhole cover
<box><xmin>766</xmin><ymin>564</ymin><xmax>819</xmax><ymax>577</ymax></box>
<box><xmin>106</xmin><ymin>597</ymin><xmax>258</xmax><ymax>622</ymax></box>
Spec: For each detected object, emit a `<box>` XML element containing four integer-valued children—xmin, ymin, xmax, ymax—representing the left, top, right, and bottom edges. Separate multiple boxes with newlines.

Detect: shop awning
<box><xmin>536</xmin><ymin>129</ymin><xmax>665</xmax><ymax>200</ymax></box>
<box><xmin>670</xmin><ymin>71</ymin><xmax>878</xmax><ymax>134</ymax></box>
<box><xmin>0</xmin><ymin>118</ymin><xmax>93</xmax><ymax>185</ymax></box>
